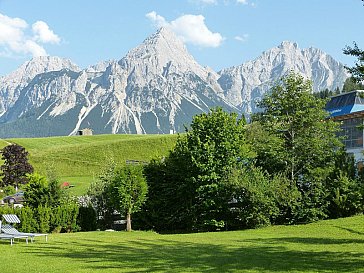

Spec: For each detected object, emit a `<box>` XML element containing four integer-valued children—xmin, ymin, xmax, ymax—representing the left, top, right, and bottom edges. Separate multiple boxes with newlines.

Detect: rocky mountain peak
<box><xmin>0</xmin><ymin>56</ymin><xmax>80</xmax><ymax>117</ymax></box>
<box><xmin>1</xmin><ymin>56</ymin><xmax>79</xmax><ymax>86</ymax></box>
<box><xmin>279</xmin><ymin>41</ymin><xmax>299</xmax><ymax>50</ymax></box>
<box><xmin>119</xmin><ymin>27</ymin><xmax>209</xmax><ymax>81</ymax></box>
<box><xmin>218</xmin><ymin>41</ymin><xmax>349</xmax><ymax>112</ymax></box>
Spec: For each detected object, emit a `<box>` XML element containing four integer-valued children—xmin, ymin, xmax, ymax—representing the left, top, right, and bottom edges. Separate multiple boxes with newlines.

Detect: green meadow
<box><xmin>1</xmin><ymin>215</ymin><xmax>364</xmax><ymax>273</ymax></box>
<box><xmin>3</xmin><ymin>134</ymin><xmax>178</xmax><ymax>195</ymax></box>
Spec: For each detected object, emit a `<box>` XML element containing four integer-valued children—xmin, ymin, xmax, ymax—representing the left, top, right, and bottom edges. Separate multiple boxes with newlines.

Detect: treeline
<box><xmin>316</xmin><ymin>76</ymin><xmax>364</xmax><ymax>99</ymax></box>
<box><xmin>88</xmin><ymin>72</ymin><xmax>364</xmax><ymax>233</ymax></box>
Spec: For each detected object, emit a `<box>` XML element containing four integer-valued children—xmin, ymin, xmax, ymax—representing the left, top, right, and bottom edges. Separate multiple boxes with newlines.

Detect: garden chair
<box><xmin>1</xmin><ymin>214</ymin><xmax>48</xmax><ymax>242</ymax></box>
<box><xmin>0</xmin><ymin>221</ymin><xmax>29</xmax><ymax>245</ymax></box>
<box><xmin>0</xmin><ymin>233</ymin><xmax>14</xmax><ymax>245</ymax></box>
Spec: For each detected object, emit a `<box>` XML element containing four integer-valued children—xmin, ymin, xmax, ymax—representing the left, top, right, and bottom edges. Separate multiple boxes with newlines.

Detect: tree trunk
<box><xmin>126</xmin><ymin>213</ymin><xmax>132</xmax><ymax>232</ymax></box>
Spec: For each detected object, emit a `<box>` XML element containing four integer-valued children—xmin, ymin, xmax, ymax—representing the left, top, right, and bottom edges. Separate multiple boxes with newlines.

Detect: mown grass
<box><xmin>4</xmin><ymin>134</ymin><xmax>178</xmax><ymax>194</ymax></box>
<box><xmin>59</xmin><ymin>176</ymin><xmax>96</xmax><ymax>196</ymax></box>
<box><xmin>1</xmin><ymin>215</ymin><xmax>364</xmax><ymax>272</ymax></box>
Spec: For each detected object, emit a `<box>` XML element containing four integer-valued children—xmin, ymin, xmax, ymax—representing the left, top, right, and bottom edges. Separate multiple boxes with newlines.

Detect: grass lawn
<box><xmin>6</xmin><ymin>134</ymin><xmax>177</xmax><ymax>179</ymax></box>
<box><xmin>1</xmin><ymin>215</ymin><xmax>364</xmax><ymax>273</ymax></box>
<box><xmin>59</xmin><ymin>176</ymin><xmax>95</xmax><ymax>196</ymax></box>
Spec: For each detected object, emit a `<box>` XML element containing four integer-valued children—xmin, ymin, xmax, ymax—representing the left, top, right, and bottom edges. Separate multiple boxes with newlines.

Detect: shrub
<box><xmin>3</xmin><ymin>185</ymin><xmax>16</xmax><ymax>195</ymax></box>
<box><xmin>18</xmin><ymin>206</ymin><xmax>38</xmax><ymax>233</ymax></box>
<box><xmin>85</xmin><ymin>163</ymin><xmax>116</xmax><ymax>230</ymax></box>
<box><xmin>227</xmin><ymin>167</ymin><xmax>279</xmax><ymax>229</ymax></box>
<box><xmin>51</xmin><ymin>201</ymin><xmax>79</xmax><ymax>233</ymax></box>
<box><xmin>78</xmin><ymin>205</ymin><xmax>97</xmax><ymax>231</ymax></box>
<box><xmin>37</xmin><ymin>205</ymin><xmax>52</xmax><ymax>233</ymax></box>
<box><xmin>23</xmin><ymin>173</ymin><xmax>63</xmax><ymax>208</ymax></box>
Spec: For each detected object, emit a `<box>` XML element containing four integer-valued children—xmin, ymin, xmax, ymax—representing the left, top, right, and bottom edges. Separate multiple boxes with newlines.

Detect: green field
<box><xmin>3</xmin><ymin>134</ymin><xmax>178</xmax><ymax>195</ymax></box>
<box><xmin>0</xmin><ymin>215</ymin><xmax>363</xmax><ymax>272</ymax></box>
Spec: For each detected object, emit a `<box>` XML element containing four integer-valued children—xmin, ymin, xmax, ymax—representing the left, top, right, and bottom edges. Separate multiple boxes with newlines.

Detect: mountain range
<box><xmin>0</xmin><ymin>27</ymin><xmax>349</xmax><ymax>138</ymax></box>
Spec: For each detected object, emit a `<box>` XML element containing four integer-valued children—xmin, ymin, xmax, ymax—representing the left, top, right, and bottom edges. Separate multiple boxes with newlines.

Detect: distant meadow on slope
<box><xmin>2</xmin><ymin>134</ymin><xmax>178</xmax><ymax>195</ymax></box>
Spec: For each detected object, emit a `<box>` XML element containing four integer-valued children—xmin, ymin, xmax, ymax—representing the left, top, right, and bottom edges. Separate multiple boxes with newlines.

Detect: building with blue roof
<box><xmin>326</xmin><ymin>90</ymin><xmax>364</xmax><ymax>163</ymax></box>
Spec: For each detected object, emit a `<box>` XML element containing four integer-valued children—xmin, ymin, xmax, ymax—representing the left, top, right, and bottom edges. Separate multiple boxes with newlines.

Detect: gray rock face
<box><xmin>218</xmin><ymin>41</ymin><xmax>348</xmax><ymax>112</ymax></box>
<box><xmin>0</xmin><ymin>56</ymin><xmax>79</xmax><ymax>117</ymax></box>
<box><xmin>0</xmin><ymin>31</ymin><xmax>349</xmax><ymax>138</ymax></box>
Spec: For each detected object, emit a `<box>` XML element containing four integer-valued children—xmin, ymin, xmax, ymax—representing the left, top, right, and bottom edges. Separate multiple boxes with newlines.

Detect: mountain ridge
<box><xmin>0</xmin><ymin>29</ymin><xmax>349</xmax><ymax>138</ymax></box>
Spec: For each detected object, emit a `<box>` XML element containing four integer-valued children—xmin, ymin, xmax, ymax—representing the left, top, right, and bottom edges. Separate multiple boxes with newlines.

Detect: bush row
<box><xmin>0</xmin><ymin>202</ymin><xmax>80</xmax><ymax>233</ymax></box>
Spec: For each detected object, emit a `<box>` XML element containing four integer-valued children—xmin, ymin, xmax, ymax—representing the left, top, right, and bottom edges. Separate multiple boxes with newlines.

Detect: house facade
<box><xmin>326</xmin><ymin>90</ymin><xmax>364</xmax><ymax>163</ymax></box>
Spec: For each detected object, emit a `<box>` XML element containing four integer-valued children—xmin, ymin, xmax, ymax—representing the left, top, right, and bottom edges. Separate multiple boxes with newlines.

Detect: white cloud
<box><xmin>236</xmin><ymin>0</ymin><xmax>255</xmax><ymax>6</ymax></box>
<box><xmin>24</xmin><ymin>40</ymin><xmax>47</xmax><ymax>56</ymax></box>
<box><xmin>234</xmin><ymin>34</ymin><xmax>249</xmax><ymax>42</ymax></box>
<box><xmin>190</xmin><ymin>0</ymin><xmax>218</xmax><ymax>5</ymax></box>
<box><xmin>0</xmin><ymin>13</ymin><xmax>61</xmax><ymax>58</ymax></box>
<box><xmin>146</xmin><ymin>12</ymin><xmax>224</xmax><ymax>48</ymax></box>
<box><xmin>32</xmin><ymin>21</ymin><xmax>60</xmax><ymax>44</ymax></box>
<box><xmin>145</xmin><ymin>11</ymin><xmax>167</xmax><ymax>28</ymax></box>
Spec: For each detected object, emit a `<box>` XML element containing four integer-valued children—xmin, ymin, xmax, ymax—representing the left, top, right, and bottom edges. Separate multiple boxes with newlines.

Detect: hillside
<box><xmin>6</xmin><ymin>134</ymin><xmax>178</xmax><ymax>194</ymax></box>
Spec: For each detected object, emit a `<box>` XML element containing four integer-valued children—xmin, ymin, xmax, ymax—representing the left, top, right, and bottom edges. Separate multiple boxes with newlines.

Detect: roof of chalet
<box><xmin>326</xmin><ymin>90</ymin><xmax>364</xmax><ymax>119</ymax></box>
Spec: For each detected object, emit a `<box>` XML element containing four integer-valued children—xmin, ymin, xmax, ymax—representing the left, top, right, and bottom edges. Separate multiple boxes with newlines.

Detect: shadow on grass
<box><xmin>334</xmin><ymin>226</ymin><xmax>364</xmax><ymax>236</ymax></box>
<box><xmin>23</xmin><ymin>235</ymin><xmax>364</xmax><ymax>272</ymax></box>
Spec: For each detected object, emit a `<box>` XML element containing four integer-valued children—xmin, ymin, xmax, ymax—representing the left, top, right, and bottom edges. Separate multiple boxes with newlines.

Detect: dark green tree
<box><xmin>253</xmin><ymin>71</ymin><xmax>342</xmax><ymax>182</ymax></box>
<box><xmin>109</xmin><ymin>165</ymin><xmax>148</xmax><ymax>231</ymax></box>
<box><xmin>253</xmin><ymin>71</ymin><xmax>343</xmax><ymax>222</ymax></box>
<box><xmin>342</xmin><ymin>77</ymin><xmax>364</xmax><ymax>92</ymax></box>
<box><xmin>143</xmin><ymin>108</ymin><xmax>254</xmax><ymax>231</ymax></box>
<box><xmin>343</xmin><ymin>42</ymin><xmax>364</xmax><ymax>82</ymax></box>
<box><xmin>0</xmin><ymin>144</ymin><xmax>34</xmax><ymax>188</ymax></box>
<box><xmin>326</xmin><ymin>150</ymin><xmax>363</xmax><ymax>218</ymax></box>
<box><xmin>245</xmin><ymin>121</ymin><xmax>286</xmax><ymax>176</ymax></box>
<box><xmin>23</xmin><ymin>173</ymin><xmax>63</xmax><ymax>208</ymax></box>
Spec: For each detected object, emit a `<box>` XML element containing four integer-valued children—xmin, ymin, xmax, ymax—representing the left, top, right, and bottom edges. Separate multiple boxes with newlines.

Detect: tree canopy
<box><xmin>343</xmin><ymin>42</ymin><xmax>364</xmax><ymax>82</ymax></box>
<box><xmin>109</xmin><ymin>165</ymin><xmax>148</xmax><ymax>231</ymax></box>
<box><xmin>142</xmin><ymin>108</ymin><xmax>254</xmax><ymax>231</ymax></box>
<box><xmin>0</xmin><ymin>144</ymin><xmax>34</xmax><ymax>188</ymax></box>
<box><xmin>253</xmin><ymin>71</ymin><xmax>342</xmax><ymax>183</ymax></box>
<box><xmin>251</xmin><ymin>71</ymin><xmax>344</xmax><ymax>222</ymax></box>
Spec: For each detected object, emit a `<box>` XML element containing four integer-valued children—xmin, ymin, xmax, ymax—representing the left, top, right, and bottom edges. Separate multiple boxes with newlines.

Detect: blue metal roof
<box><xmin>326</xmin><ymin>90</ymin><xmax>364</xmax><ymax>117</ymax></box>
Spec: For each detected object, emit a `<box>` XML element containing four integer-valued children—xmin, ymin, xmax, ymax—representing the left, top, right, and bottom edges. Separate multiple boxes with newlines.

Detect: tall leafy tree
<box><xmin>143</xmin><ymin>108</ymin><xmax>254</xmax><ymax>231</ymax></box>
<box><xmin>253</xmin><ymin>71</ymin><xmax>342</xmax><ymax>182</ymax></box>
<box><xmin>0</xmin><ymin>144</ymin><xmax>34</xmax><ymax>188</ymax></box>
<box><xmin>109</xmin><ymin>165</ymin><xmax>148</xmax><ymax>231</ymax></box>
<box><xmin>343</xmin><ymin>42</ymin><xmax>364</xmax><ymax>82</ymax></box>
<box><xmin>252</xmin><ymin>71</ymin><xmax>343</xmax><ymax>222</ymax></box>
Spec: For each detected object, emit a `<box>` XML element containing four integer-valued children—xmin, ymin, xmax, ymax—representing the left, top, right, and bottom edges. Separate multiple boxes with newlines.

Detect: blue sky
<box><xmin>0</xmin><ymin>0</ymin><xmax>363</xmax><ymax>76</ymax></box>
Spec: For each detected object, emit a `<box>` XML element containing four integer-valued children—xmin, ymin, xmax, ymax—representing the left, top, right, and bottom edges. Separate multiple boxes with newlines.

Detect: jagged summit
<box><xmin>0</xmin><ymin>56</ymin><xmax>80</xmax><ymax>117</ymax></box>
<box><xmin>278</xmin><ymin>41</ymin><xmax>298</xmax><ymax>50</ymax></box>
<box><xmin>2</xmin><ymin>56</ymin><xmax>79</xmax><ymax>84</ymax></box>
<box><xmin>25</xmin><ymin>56</ymin><xmax>80</xmax><ymax>72</ymax></box>
<box><xmin>218</xmin><ymin>41</ymin><xmax>349</xmax><ymax>112</ymax></box>
<box><xmin>146</xmin><ymin>27</ymin><xmax>183</xmax><ymax>44</ymax></box>
<box><xmin>86</xmin><ymin>59</ymin><xmax>116</xmax><ymax>73</ymax></box>
<box><xmin>119</xmin><ymin>27</ymin><xmax>209</xmax><ymax>81</ymax></box>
